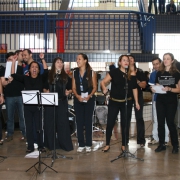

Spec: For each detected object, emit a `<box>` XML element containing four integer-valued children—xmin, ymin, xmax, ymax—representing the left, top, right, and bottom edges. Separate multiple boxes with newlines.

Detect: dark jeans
<box><xmin>24</xmin><ymin>105</ymin><xmax>43</xmax><ymax>151</ymax></box>
<box><xmin>5</xmin><ymin>96</ymin><xmax>26</xmax><ymax>137</ymax></box>
<box><xmin>148</xmin><ymin>0</ymin><xmax>158</xmax><ymax>14</ymax></box>
<box><xmin>134</xmin><ymin>95</ymin><xmax>145</xmax><ymax>144</ymax></box>
<box><xmin>159</xmin><ymin>0</ymin><xmax>165</xmax><ymax>14</ymax></box>
<box><xmin>0</xmin><ymin>104</ymin><xmax>2</xmax><ymax>140</ymax></box>
<box><xmin>156</xmin><ymin>98</ymin><xmax>178</xmax><ymax>147</ymax></box>
<box><xmin>74</xmin><ymin>98</ymin><xmax>94</xmax><ymax>147</ymax></box>
<box><xmin>106</xmin><ymin>100</ymin><xmax>133</xmax><ymax>146</ymax></box>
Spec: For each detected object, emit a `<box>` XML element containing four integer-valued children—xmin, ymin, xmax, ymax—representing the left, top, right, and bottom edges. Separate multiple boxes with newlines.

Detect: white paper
<box><xmin>4</xmin><ymin>61</ymin><xmax>18</xmax><ymax>78</ymax></box>
<box><xmin>25</xmin><ymin>150</ymin><xmax>40</xmax><ymax>158</ymax></box>
<box><xmin>81</xmin><ymin>92</ymin><xmax>88</xmax><ymax>103</ymax></box>
<box><xmin>21</xmin><ymin>90</ymin><xmax>40</xmax><ymax>104</ymax></box>
<box><xmin>151</xmin><ymin>85</ymin><xmax>166</xmax><ymax>94</ymax></box>
<box><xmin>41</xmin><ymin>93</ymin><xmax>58</xmax><ymax>106</ymax></box>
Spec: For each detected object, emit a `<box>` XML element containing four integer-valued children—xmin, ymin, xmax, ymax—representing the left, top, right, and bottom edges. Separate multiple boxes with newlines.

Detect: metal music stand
<box><xmin>110</xmin><ymin>71</ymin><xmax>144</xmax><ymax>163</ymax></box>
<box><xmin>22</xmin><ymin>90</ymin><xmax>57</xmax><ymax>174</ymax></box>
<box><xmin>41</xmin><ymin>93</ymin><xmax>73</xmax><ymax>167</ymax></box>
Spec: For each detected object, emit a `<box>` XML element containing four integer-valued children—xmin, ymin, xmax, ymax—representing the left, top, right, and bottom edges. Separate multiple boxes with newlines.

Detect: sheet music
<box><xmin>21</xmin><ymin>90</ymin><xmax>39</xmax><ymax>104</ymax></box>
<box><xmin>151</xmin><ymin>85</ymin><xmax>166</xmax><ymax>94</ymax></box>
<box><xmin>41</xmin><ymin>93</ymin><xmax>58</xmax><ymax>106</ymax></box>
<box><xmin>25</xmin><ymin>150</ymin><xmax>40</xmax><ymax>158</ymax></box>
<box><xmin>81</xmin><ymin>92</ymin><xmax>88</xmax><ymax>103</ymax></box>
<box><xmin>4</xmin><ymin>61</ymin><xmax>18</xmax><ymax>78</ymax></box>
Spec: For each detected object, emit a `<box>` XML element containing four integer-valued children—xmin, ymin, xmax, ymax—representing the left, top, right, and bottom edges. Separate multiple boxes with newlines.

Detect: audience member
<box><xmin>148</xmin><ymin>0</ymin><xmax>158</xmax><ymax>15</ymax></box>
<box><xmin>166</xmin><ymin>0</ymin><xmax>176</xmax><ymax>14</ymax></box>
<box><xmin>159</xmin><ymin>0</ymin><xmax>165</xmax><ymax>14</ymax></box>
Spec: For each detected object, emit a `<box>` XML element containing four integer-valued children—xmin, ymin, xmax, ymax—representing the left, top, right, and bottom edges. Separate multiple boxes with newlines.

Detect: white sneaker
<box><xmin>77</xmin><ymin>147</ymin><xmax>85</xmax><ymax>152</ymax></box>
<box><xmin>148</xmin><ymin>138</ymin><xmax>159</xmax><ymax>145</ymax></box>
<box><xmin>85</xmin><ymin>146</ymin><xmax>91</xmax><ymax>153</ymax></box>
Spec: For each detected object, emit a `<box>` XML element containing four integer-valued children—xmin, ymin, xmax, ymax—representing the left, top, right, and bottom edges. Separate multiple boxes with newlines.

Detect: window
<box><xmin>70</xmin><ymin>0</ymin><xmax>99</xmax><ymax>8</ymax></box>
<box><xmin>116</xmin><ymin>0</ymin><xmax>137</xmax><ymax>7</ymax></box>
<box><xmin>19</xmin><ymin>0</ymin><xmax>50</xmax><ymax>8</ymax></box>
<box><xmin>154</xmin><ymin>34</ymin><xmax>180</xmax><ymax>62</ymax></box>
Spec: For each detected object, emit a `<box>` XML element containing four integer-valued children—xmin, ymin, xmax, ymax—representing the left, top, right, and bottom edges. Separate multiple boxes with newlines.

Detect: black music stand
<box><xmin>22</xmin><ymin>91</ymin><xmax>57</xmax><ymax>174</ymax></box>
<box><xmin>41</xmin><ymin>92</ymin><xmax>73</xmax><ymax>167</ymax></box>
<box><xmin>110</xmin><ymin>71</ymin><xmax>144</xmax><ymax>163</ymax></box>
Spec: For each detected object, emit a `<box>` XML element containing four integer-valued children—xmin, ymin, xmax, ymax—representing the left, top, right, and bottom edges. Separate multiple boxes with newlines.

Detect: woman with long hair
<box><xmin>72</xmin><ymin>53</ymin><xmax>97</xmax><ymax>153</ymax></box>
<box><xmin>128</xmin><ymin>55</ymin><xmax>146</xmax><ymax>147</ymax></box>
<box><xmin>44</xmin><ymin>57</ymin><xmax>73</xmax><ymax>151</ymax></box>
<box><xmin>101</xmin><ymin>55</ymin><xmax>140</xmax><ymax>152</ymax></box>
<box><xmin>154</xmin><ymin>53</ymin><xmax>180</xmax><ymax>153</ymax></box>
<box><xmin>11</xmin><ymin>54</ymin><xmax>48</xmax><ymax>153</ymax></box>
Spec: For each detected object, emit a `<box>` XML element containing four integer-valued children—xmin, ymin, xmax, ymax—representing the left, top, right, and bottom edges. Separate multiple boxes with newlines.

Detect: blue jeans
<box><xmin>5</xmin><ymin>96</ymin><xmax>26</xmax><ymax>137</ymax></box>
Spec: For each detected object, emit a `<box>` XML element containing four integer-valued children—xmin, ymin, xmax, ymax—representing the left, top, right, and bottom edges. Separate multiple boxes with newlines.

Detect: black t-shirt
<box><xmin>11</xmin><ymin>69</ymin><xmax>48</xmax><ymax>92</ymax></box>
<box><xmin>4</xmin><ymin>65</ymin><xmax>24</xmax><ymax>97</ymax></box>
<box><xmin>0</xmin><ymin>65</ymin><xmax>5</xmax><ymax>77</ymax></box>
<box><xmin>109</xmin><ymin>68</ymin><xmax>137</xmax><ymax>100</ymax></box>
<box><xmin>155</xmin><ymin>71</ymin><xmax>180</xmax><ymax>101</ymax></box>
<box><xmin>132</xmin><ymin>68</ymin><xmax>146</xmax><ymax>97</ymax></box>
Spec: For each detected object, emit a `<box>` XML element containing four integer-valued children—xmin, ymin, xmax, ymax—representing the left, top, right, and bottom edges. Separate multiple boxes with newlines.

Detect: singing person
<box><xmin>154</xmin><ymin>53</ymin><xmax>180</xmax><ymax>153</ymax></box>
<box><xmin>101</xmin><ymin>55</ymin><xmax>140</xmax><ymax>152</ymax></box>
<box><xmin>72</xmin><ymin>53</ymin><xmax>97</xmax><ymax>153</ymax></box>
<box><xmin>43</xmin><ymin>57</ymin><xmax>73</xmax><ymax>151</ymax></box>
<box><xmin>10</xmin><ymin>54</ymin><xmax>48</xmax><ymax>153</ymax></box>
<box><xmin>129</xmin><ymin>55</ymin><xmax>146</xmax><ymax>147</ymax></box>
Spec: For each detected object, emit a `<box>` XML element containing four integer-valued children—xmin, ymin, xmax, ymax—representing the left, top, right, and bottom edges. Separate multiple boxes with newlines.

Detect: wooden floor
<box><xmin>0</xmin><ymin>121</ymin><xmax>180</xmax><ymax>180</ymax></box>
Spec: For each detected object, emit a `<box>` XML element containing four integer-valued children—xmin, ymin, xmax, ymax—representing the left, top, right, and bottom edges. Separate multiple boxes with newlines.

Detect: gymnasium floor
<box><xmin>0</xmin><ymin>121</ymin><xmax>180</xmax><ymax>180</ymax></box>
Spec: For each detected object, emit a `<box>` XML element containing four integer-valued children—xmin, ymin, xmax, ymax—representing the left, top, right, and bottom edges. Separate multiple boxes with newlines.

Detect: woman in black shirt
<box><xmin>154</xmin><ymin>53</ymin><xmax>180</xmax><ymax>153</ymax></box>
<box><xmin>72</xmin><ymin>53</ymin><xmax>97</xmax><ymax>153</ymax></box>
<box><xmin>129</xmin><ymin>55</ymin><xmax>147</xmax><ymax>147</ymax></box>
<box><xmin>101</xmin><ymin>55</ymin><xmax>140</xmax><ymax>152</ymax></box>
<box><xmin>11</xmin><ymin>56</ymin><xmax>48</xmax><ymax>153</ymax></box>
<box><xmin>43</xmin><ymin>57</ymin><xmax>73</xmax><ymax>151</ymax></box>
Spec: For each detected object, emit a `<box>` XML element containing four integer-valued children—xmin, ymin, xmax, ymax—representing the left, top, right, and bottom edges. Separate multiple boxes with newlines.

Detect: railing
<box><xmin>0</xmin><ymin>10</ymin><xmax>155</xmax><ymax>54</ymax></box>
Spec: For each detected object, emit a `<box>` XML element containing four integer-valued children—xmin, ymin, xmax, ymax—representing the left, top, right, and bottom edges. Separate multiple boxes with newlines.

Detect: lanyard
<box><xmin>79</xmin><ymin>71</ymin><xmax>86</xmax><ymax>84</ymax></box>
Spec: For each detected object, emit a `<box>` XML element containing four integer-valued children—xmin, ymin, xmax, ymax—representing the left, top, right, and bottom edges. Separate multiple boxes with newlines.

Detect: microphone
<box><xmin>124</xmin><ymin>66</ymin><xmax>128</xmax><ymax>74</ymax></box>
<box><xmin>55</xmin><ymin>70</ymin><xmax>61</xmax><ymax>81</ymax></box>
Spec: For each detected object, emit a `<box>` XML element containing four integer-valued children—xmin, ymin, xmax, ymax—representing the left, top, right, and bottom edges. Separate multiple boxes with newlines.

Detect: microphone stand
<box><xmin>49</xmin><ymin>73</ymin><xmax>73</xmax><ymax>167</ymax></box>
<box><xmin>111</xmin><ymin>68</ymin><xmax>144</xmax><ymax>162</ymax></box>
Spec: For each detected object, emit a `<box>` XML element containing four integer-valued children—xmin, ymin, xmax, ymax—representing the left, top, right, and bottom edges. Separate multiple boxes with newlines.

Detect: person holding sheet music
<box><xmin>43</xmin><ymin>57</ymin><xmax>73</xmax><ymax>151</ymax></box>
<box><xmin>10</xmin><ymin>54</ymin><xmax>48</xmax><ymax>153</ymax></box>
<box><xmin>1</xmin><ymin>52</ymin><xmax>26</xmax><ymax>142</ymax></box>
<box><xmin>72</xmin><ymin>53</ymin><xmax>97</xmax><ymax>153</ymax></box>
<box><xmin>154</xmin><ymin>53</ymin><xmax>180</xmax><ymax>154</ymax></box>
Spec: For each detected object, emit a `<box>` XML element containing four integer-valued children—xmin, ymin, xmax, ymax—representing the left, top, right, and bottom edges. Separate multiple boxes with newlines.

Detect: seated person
<box><xmin>166</xmin><ymin>0</ymin><xmax>176</xmax><ymax>14</ymax></box>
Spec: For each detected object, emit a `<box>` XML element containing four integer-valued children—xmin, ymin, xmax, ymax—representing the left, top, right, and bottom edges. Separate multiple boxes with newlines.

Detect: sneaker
<box><xmin>77</xmin><ymin>147</ymin><xmax>85</xmax><ymax>152</ymax></box>
<box><xmin>5</xmin><ymin>136</ymin><xmax>13</xmax><ymax>142</ymax></box>
<box><xmin>85</xmin><ymin>146</ymin><xmax>91</xmax><ymax>153</ymax></box>
<box><xmin>155</xmin><ymin>145</ymin><xmax>166</xmax><ymax>152</ymax></box>
<box><xmin>20</xmin><ymin>136</ymin><xmax>26</xmax><ymax>141</ymax></box>
<box><xmin>148</xmin><ymin>138</ymin><xmax>158</xmax><ymax>145</ymax></box>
